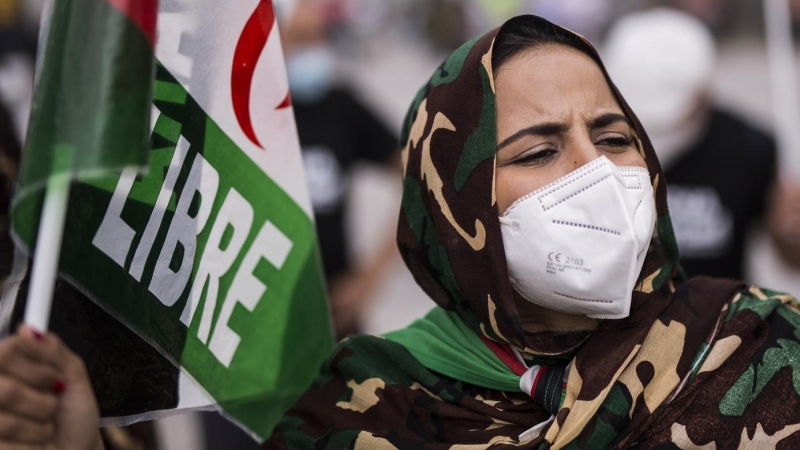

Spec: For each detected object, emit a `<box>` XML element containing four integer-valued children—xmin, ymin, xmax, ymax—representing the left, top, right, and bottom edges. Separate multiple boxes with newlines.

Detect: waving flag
<box><xmin>11</xmin><ymin>0</ymin><xmax>155</xmax><ymax>242</ymax></box>
<box><xmin>2</xmin><ymin>0</ymin><xmax>332</xmax><ymax>440</ymax></box>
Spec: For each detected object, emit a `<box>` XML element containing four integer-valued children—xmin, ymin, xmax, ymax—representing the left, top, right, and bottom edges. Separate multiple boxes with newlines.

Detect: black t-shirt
<box><xmin>664</xmin><ymin>109</ymin><xmax>777</xmax><ymax>280</ymax></box>
<box><xmin>293</xmin><ymin>87</ymin><xmax>398</xmax><ymax>278</ymax></box>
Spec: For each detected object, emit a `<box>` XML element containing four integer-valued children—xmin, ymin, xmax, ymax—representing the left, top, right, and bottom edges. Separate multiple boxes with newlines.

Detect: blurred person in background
<box><xmin>670</xmin><ymin>0</ymin><xmax>729</xmax><ymax>32</ymax></box>
<box><xmin>281</xmin><ymin>0</ymin><xmax>401</xmax><ymax>339</ymax></box>
<box><xmin>0</xmin><ymin>0</ymin><xmax>34</xmax><ymax>281</ymax></box>
<box><xmin>0</xmin><ymin>0</ymin><xmax>36</xmax><ymax>141</ymax></box>
<box><xmin>422</xmin><ymin>0</ymin><xmax>469</xmax><ymax>51</ymax></box>
<box><xmin>0</xmin><ymin>101</ymin><xmax>18</xmax><ymax>285</ymax></box>
<box><xmin>525</xmin><ymin>0</ymin><xmax>612</xmax><ymax>43</ymax></box>
<box><xmin>0</xmin><ymin>0</ymin><xmax>35</xmax><ymax>280</ymax></box>
<box><xmin>604</xmin><ymin>7</ymin><xmax>800</xmax><ymax>280</ymax></box>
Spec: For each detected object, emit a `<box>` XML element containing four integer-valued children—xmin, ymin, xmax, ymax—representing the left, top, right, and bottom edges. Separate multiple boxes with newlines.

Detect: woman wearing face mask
<box><xmin>0</xmin><ymin>15</ymin><xmax>799</xmax><ymax>450</ymax></box>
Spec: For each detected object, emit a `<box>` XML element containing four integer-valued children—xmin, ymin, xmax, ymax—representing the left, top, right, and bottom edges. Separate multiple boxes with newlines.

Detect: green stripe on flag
<box><xmin>14</xmin><ymin>0</ymin><xmax>153</xmax><ymax>246</ymax></box>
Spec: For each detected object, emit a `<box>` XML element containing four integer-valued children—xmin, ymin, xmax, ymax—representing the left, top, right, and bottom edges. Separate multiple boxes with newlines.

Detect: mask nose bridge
<box><xmin>536</xmin><ymin>158</ymin><xmax>613</xmax><ymax>211</ymax></box>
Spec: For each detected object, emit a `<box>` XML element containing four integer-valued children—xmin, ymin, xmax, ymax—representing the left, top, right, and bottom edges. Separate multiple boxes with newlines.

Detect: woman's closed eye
<box><xmin>512</xmin><ymin>147</ymin><xmax>559</xmax><ymax>166</ymax></box>
<box><xmin>595</xmin><ymin>134</ymin><xmax>634</xmax><ymax>152</ymax></box>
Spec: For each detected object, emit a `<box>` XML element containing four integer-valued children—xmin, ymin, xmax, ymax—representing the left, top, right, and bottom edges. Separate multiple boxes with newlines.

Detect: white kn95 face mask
<box><xmin>499</xmin><ymin>156</ymin><xmax>656</xmax><ymax>320</ymax></box>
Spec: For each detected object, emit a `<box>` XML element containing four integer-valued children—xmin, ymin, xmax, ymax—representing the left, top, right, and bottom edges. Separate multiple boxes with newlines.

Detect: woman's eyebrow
<box><xmin>589</xmin><ymin>112</ymin><xmax>632</xmax><ymax>129</ymax></box>
<box><xmin>497</xmin><ymin>122</ymin><xmax>568</xmax><ymax>150</ymax></box>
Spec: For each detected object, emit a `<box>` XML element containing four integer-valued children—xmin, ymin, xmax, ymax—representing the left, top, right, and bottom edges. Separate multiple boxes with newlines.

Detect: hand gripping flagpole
<box><xmin>23</xmin><ymin>173</ymin><xmax>71</xmax><ymax>332</ymax></box>
<box><xmin>764</xmin><ymin>0</ymin><xmax>800</xmax><ymax>179</ymax></box>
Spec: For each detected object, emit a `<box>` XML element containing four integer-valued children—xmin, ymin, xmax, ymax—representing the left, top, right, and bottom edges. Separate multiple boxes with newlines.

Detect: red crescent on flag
<box><xmin>105</xmin><ymin>0</ymin><xmax>159</xmax><ymax>46</ymax></box>
<box><xmin>231</xmin><ymin>0</ymin><xmax>276</xmax><ymax>149</ymax></box>
<box><xmin>276</xmin><ymin>91</ymin><xmax>292</xmax><ymax>109</ymax></box>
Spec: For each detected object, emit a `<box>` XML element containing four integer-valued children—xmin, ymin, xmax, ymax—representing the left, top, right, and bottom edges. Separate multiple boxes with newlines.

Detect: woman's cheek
<box><xmin>495</xmin><ymin>170</ymin><xmax>523</xmax><ymax>215</ymax></box>
<box><xmin>611</xmin><ymin>148</ymin><xmax>647</xmax><ymax>168</ymax></box>
<box><xmin>496</xmin><ymin>168</ymin><xmax>542</xmax><ymax>215</ymax></box>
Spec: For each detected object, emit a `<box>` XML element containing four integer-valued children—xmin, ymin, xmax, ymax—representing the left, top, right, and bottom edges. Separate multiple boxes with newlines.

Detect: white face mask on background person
<box><xmin>286</xmin><ymin>44</ymin><xmax>337</xmax><ymax>103</ymax></box>
<box><xmin>643</xmin><ymin>104</ymin><xmax>710</xmax><ymax>171</ymax></box>
<box><xmin>602</xmin><ymin>8</ymin><xmax>717</xmax><ymax>172</ymax></box>
<box><xmin>499</xmin><ymin>156</ymin><xmax>656</xmax><ymax>319</ymax></box>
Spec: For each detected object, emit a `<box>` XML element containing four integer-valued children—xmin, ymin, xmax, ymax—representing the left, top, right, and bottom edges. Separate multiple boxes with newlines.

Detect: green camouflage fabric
<box><xmin>263</xmin><ymin>15</ymin><xmax>800</xmax><ymax>449</ymax></box>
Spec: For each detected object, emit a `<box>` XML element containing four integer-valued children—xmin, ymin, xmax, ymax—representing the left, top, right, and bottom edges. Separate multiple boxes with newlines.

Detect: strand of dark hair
<box><xmin>492</xmin><ymin>15</ymin><xmax>602</xmax><ymax>72</ymax></box>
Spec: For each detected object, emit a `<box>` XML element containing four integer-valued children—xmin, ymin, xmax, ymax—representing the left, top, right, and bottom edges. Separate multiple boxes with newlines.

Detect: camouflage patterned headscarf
<box><xmin>265</xmin><ymin>16</ymin><xmax>800</xmax><ymax>449</ymax></box>
<box><xmin>395</xmin><ymin>16</ymin><xmax>678</xmax><ymax>355</ymax></box>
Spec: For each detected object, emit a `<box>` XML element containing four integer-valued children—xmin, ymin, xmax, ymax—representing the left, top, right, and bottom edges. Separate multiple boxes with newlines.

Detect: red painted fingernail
<box><xmin>52</xmin><ymin>380</ymin><xmax>65</xmax><ymax>394</ymax></box>
<box><xmin>32</xmin><ymin>330</ymin><xmax>44</xmax><ymax>341</ymax></box>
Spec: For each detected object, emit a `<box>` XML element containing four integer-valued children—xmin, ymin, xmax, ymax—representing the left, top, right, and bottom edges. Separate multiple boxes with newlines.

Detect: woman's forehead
<box><xmin>495</xmin><ymin>45</ymin><xmax>622</xmax><ymax>124</ymax></box>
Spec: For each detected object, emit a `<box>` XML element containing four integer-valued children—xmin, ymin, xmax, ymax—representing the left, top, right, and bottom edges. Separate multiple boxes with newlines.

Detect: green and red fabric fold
<box><xmin>13</xmin><ymin>0</ymin><xmax>156</xmax><ymax>246</ymax></box>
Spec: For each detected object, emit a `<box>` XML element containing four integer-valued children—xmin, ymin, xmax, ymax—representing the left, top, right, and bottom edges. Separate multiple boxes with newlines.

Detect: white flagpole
<box><xmin>23</xmin><ymin>174</ymin><xmax>71</xmax><ymax>332</ymax></box>
<box><xmin>18</xmin><ymin>0</ymin><xmax>69</xmax><ymax>333</ymax></box>
<box><xmin>764</xmin><ymin>0</ymin><xmax>800</xmax><ymax>179</ymax></box>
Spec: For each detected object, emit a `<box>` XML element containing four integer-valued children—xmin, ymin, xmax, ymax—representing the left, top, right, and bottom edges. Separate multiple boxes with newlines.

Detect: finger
<box><xmin>0</xmin><ymin>338</ymin><xmax>61</xmax><ymax>393</ymax></box>
<box><xmin>0</xmin><ymin>375</ymin><xmax>58</xmax><ymax>422</ymax></box>
<box><xmin>0</xmin><ymin>410</ymin><xmax>54</xmax><ymax>444</ymax></box>
<box><xmin>13</xmin><ymin>327</ymin><xmax>57</xmax><ymax>366</ymax></box>
<box><xmin>16</xmin><ymin>327</ymin><xmax>89</xmax><ymax>386</ymax></box>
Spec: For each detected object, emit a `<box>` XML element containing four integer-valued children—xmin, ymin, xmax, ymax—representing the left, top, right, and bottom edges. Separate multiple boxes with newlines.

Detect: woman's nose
<box><xmin>570</xmin><ymin>137</ymin><xmax>602</xmax><ymax>168</ymax></box>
